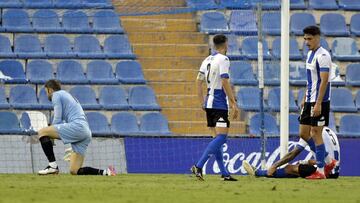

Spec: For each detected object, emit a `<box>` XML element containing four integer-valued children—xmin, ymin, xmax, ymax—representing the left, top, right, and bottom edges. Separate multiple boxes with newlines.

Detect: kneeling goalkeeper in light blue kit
<box><xmin>37</xmin><ymin>79</ymin><xmax>116</xmax><ymax>176</ymax></box>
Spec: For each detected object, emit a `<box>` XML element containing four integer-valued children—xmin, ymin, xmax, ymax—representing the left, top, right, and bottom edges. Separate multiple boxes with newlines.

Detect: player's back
<box><xmin>322</xmin><ymin>127</ymin><xmax>340</xmax><ymax>163</ymax></box>
<box><xmin>52</xmin><ymin>90</ymin><xmax>87</xmax><ymax>123</ymax></box>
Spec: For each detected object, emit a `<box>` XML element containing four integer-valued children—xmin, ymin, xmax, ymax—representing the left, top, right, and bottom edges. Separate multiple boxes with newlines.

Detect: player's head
<box><xmin>213</xmin><ymin>34</ymin><xmax>228</xmax><ymax>54</ymax></box>
<box><xmin>44</xmin><ymin>79</ymin><xmax>61</xmax><ymax>101</ymax></box>
<box><xmin>303</xmin><ymin>25</ymin><xmax>321</xmax><ymax>51</ymax></box>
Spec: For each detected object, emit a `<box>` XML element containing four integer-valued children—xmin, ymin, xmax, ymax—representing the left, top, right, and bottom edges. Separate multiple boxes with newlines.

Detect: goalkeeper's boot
<box><xmin>191</xmin><ymin>165</ymin><xmax>204</xmax><ymax>181</ymax></box>
<box><xmin>306</xmin><ymin>170</ymin><xmax>326</xmax><ymax>180</ymax></box>
<box><xmin>242</xmin><ymin>160</ymin><xmax>256</xmax><ymax>176</ymax></box>
<box><xmin>222</xmin><ymin>175</ymin><xmax>238</xmax><ymax>181</ymax></box>
<box><xmin>38</xmin><ymin>165</ymin><xmax>59</xmax><ymax>175</ymax></box>
<box><xmin>324</xmin><ymin>159</ymin><xmax>337</xmax><ymax>178</ymax></box>
<box><xmin>106</xmin><ymin>165</ymin><xmax>117</xmax><ymax>176</ymax></box>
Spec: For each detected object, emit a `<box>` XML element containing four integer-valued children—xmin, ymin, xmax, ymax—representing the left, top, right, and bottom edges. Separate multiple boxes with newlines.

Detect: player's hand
<box><xmin>231</xmin><ymin>103</ymin><xmax>239</xmax><ymax>120</ymax></box>
<box><xmin>312</xmin><ymin>103</ymin><xmax>321</xmax><ymax>117</ymax></box>
<box><xmin>267</xmin><ymin>166</ymin><xmax>276</xmax><ymax>176</ymax></box>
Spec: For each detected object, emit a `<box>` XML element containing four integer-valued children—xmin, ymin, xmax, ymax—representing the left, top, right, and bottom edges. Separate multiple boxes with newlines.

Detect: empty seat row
<box><xmin>0</xmin><ymin>60</ymin><xmax>145</xmax><ymax>84</ymax></box>
<box><xmin>0</xmin><ymin>34</ymin><xmax>135</xmax><ymax>59</ymax></box>
<box><xmin>201</xmin><ymin>11</ymin><xmax>360</xmax><ymax>37</ymax></box>
<box><xmin>0</xmin><ymin>0</ymin><xmax>112</xmax><ymax>9</ymax></box>
<box><xmin>0</xmin><ymin>85</ymin><xmax>160</xmax><ymax>111</ymax></box>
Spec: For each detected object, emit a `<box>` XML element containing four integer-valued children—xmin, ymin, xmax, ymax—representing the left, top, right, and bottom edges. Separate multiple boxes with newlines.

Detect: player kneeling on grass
<box><xmin>242</xmin><ymin>127</ymin><xmax>339</xmax><ymax>179</ymax></box>
<box><xmin>37</xmin><ymin>79</ymin><xmax>116</xmax><ymax>176</ymax></box>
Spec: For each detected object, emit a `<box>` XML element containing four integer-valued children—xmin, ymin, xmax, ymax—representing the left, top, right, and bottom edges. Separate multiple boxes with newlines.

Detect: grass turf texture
<box><xmin>0</xmin><ymin>174</ymin><xmax>359</xmax><ymax>203</ymax></box>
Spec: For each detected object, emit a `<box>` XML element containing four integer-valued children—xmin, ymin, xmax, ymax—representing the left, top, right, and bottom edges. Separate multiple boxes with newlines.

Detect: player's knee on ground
<box><xmin>70</xmin><ymin>168</ymin><xmax>79</xmax><ymax>175</ymax></box>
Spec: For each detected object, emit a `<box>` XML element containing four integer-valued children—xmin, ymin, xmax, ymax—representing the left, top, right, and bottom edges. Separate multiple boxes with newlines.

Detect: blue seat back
<box><xmin>27</xmin><ymin>60</ymin><xmax>53</xmax><ymax>82</ymax></box>
<box><xmin>44</xmin><ymin>35</ymin><xmax>72</xmax><ymax>53</ymax></box>
<box><xmin>74</xmin><ymin>35</ymin><xmax>101</xmax><ymax>53</ymax></box>
<box><xmin>111</xmin><ymin>112</ymin><xmax>139</xmax><ymax>134</ymax></box>
<box><xmin>10</xmin><ymin>85</ymin><xmax>38</xmax><ymax>104</ymax></box>
<box><xmin>69</xmin><ymin>86</ymin><xmax>98</xmax><ymax>105</ymax></box>
<box><xmin>15</xmin><ymin>35</ymin><xmax>42</xmax><ymax>53</ymax></box>
<box><xmin>57</xmin><ymin>60</ymin><xmax>86</xmax><ymax>81</ymax></box>
<box><xmin>99</xmin><ymin>86</ymin><xmax>128</xmax><ymax>107</ymax></box>
<box><xmin>129</xmin><ymin>86</ymin><xmax>158</xmax><ymax>106</ymax></box>
<box><xmin>3</xmin><ymin>9</ymin><xmax>31</xmax><ymax>29</ymax></box>
<box><xmin>290</xmin><ymin>13</ymin><xmax>316</xmax><ymax>35</ymax></box>
<box><xmin>200</xmin><ymin>11</ymin><xmax>228</xmax><ymax>33</ymax></box>
<box><xmin>86</xmin><ymin>112</ymin><xmax>110</xmax><ymax>134</ymax></box>
<box><xmin>87</xmin><ymin>60</ymin><xmax>114</xmax><ymax>80</ymax></box>
<box><xmin>249</xmin><ymin>113</ymin><xmax>279</xmax><ymax>136</ymax></box>
<box><xmin>140</xmin><ymin>113</ymin><xmax>170</xmax><ymax>134</ymax></box>
<box><xmin>33</xmin><ymin>10</ymin><xmax>60</xmax><ymax>29</ymax></box>
<box><xmin>229</xmin><ymin>10</ymin><xmax>257</xmax><ymax>34</ymax></box>
<box><xmin>0</xmin><ymin>111</ymin><xmax>21</xmax><ymax>132</ymax></box>
<box><xmin>0</xmin><ymin>35</ymin><xmax>13</xmax><ymax>53</ymax></box>
<box><xmin>0</xmin><ymin>60</ymin><xmax>25</xmax><ymax>80</ymax></box>
<box><xmin>104</xmin><ymin>35</ymin><xmax>132</xmax><ymax>54</ymax></box>
<box><xmin>93</xmin><ymin>10</ymin><xmax>121</xmax><ymax>29</ymax></box>
<box><xmin>62</xmin><ymin>11</ymin><xmax>90</xmax><ymax>30</ymax></box>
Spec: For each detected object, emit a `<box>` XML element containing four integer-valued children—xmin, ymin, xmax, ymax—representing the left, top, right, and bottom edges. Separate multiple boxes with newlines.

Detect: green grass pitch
<box><xmin>0</xmin><ymin>174</ymin><xmax>359</xmax><ymax>203</ymax></box>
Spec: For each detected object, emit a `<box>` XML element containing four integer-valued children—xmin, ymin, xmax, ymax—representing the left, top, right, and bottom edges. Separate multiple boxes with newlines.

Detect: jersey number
<box><xmin>206</xmin><ymin>63</ymin><xmax>211</xmax><ymax>84</ymax></box>
<box><xmin>326</xmin><ymin>129</ymin><xmax>337</xmax><ymax>146</ymax></box>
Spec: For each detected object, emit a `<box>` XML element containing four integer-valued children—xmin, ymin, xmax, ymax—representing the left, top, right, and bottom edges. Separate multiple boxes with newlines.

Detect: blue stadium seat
<box><xmin>230</xmin><ymin>61</ymin><xmax>257</xmax><ymax>86</ymax></box>
<box><xmin>226</xmin><ymin>35</ymin><xmax>242</xmax><ymax>59</ymax></box>
<box><xmin>241</xmin><ymin>37</ymin><xmax>271</xmax><ymax>60</ymax></box>
<box><xmin>267</xmin><ymin>88</ymin><xmax>298</xmax><ymax>112</ymax></box>
<box><xmin>249</xmin><ymin>113</ymin><xmax>279</xmax><ymax>136</ymax></box>
<box><xmin>62</xmin><ymin>11</ymin><xmax>91</xmax><ymax>33</ymax></box>
<box><xmin>83</xmin><ymin>0</ymin><xmax>112</xmax><ymax>8</ymax></box>
<box><xmin>272</xmin><ymin>37</ymin><xmax>302</xmax><ymax>60</ymax></box>
<box><xmin>289</xmin><ymin>62</ymin><xmax>307</xmax><ymax>86</ymax></box>
<box><xmin>262</xmin><ymin>12</ymin><xmax>280</xmax><ymax>36</ymax></box>
<box><xmin>74</xmin><ymin>35</ymin><xmax>105</xmax><ymax>58</ymax></box>
<box><xmin>27</xmin><ymin>60</ymin><xmax>54</xmax><ymax>84</ymax></box>
<box><xmin>302</xmin><ymin>38</ymin><xmax>330</xmax><ymax>57</ymax></box>
<box><xmin>0</xmin><ymin>35</ymin><xmax>15</xmax><ymax>58</ymax></box>
<box><xmin>24</xmin><ymin>0</ymin><xmax>53</xmax><ymax>8</ymax></box>
<box><xmin>328</xmin><ymin>112</ymin><xmax>337</xmax><ymax>133</ymax></box>
<box><xmin>229</xmin><ymin>10</ymin><xmax>257</xmax><ymax>35</ymax></box>
<box><xmin>309</xmin><ymin>0</ymin><xmax>338</xmax><ymax>10</ymax></box>
<box><xmin>330</xmin><ymin>88</ymin><xmax>357</xmax><ymax>112</ymax></box>
<box><xmin>0</xmin><ymin>111</ymin><xmax>23</xmax><ymax>134</ymax></box>
<box><xmin>104</xmin><ymin>35</ymin><xmax>135</xmax><ymax>59</ymax></box>
<box><xmin>350</xmin><ymin>14</ymin><xmax>360</xmax><ymax>36</ymax></box>
<box><xmin>0</xmin><ymin>87</ymin><xmax>10</xmax><ymax>109</ymax></box>
<box><xmin>54</xmin><ymin>0</ymin><xmax>83</xmax><ymax>8</ymax></box>
<box><xmin>290</xmin><ymin>0</ymin><xmax>306</xmax><ymax>9</ymax></box>
<box><xmin>200</xmin><ymin>12</ymin><xmax>229</xmax><ymax>34</ymax></box>
<box><xmin>289</xmin><ymin>114</ymin><xmax>300</xmax><ymax>136</ymax></box>
<box><xmin>355</xmin><ymin>90</ymin><xmax>360</xmax><ymax>110</ymax></box>
<box><xmin>237</xmin><ymin>87</ymin><xmax>267</xmax><ymax>111</ymax></box>
<box><xmin>14</xmin><ymin>35</ymin><xmax>45</xmax><ymax>58</ymax></box>
<box><xmin>10</xmin><ymin>85</ymin><xmax>42</xmax><ymax>110</ymax></box>
<box><xmin>220</xmin><ymin>0</ymin><xmax>251</xmax><ymax>9</ymax></box>
<box><xmin>320</xmin><ymin>13</ymin><xmax>349</xmax><ymax>36</ymax></box>
<box><xmin>264</xmin><ymin>62</ymin><xmax>280</xmax><ymax>86</ymax></box>
<box><xmin>87</xmin><ymin>61</ymin><xmax>118</xmax><ymax>84</ymax></box>
<box><xmin>33</xmin><ymin>10</ymin><xmax>63</xmax><ymax>32</ymax></box>
<box><xmin>297</xmin><ymin>89</ymin><xmax>305</xmax><ymax>104</ymax></box>
<box><xmin>249</xmin><ymin>0</ymin><xmax>280</xmax><ymax>9</ymax></box>
<box><xmin>332</xmin><ymin>37</ymin><xmax>360</xmax><ymax>61</ymax></box>
<box><xmin>69</xmin><ymin>86</ymin><xmax>101</xmax><ymax>110</ymax></box>
<box><xmin>0</xmin><ymin>60</ymin><xmax>26</xmax><ymax>84</ymax></box>
<box><xmin>86</xmin><ymin>112</ymin><xmax>111</xmax><ymax>136</ymax></box>
<box><xmin>44</xmin><ymin>35</ymin><xmax>75</xmax><ymax>58</ymax></box>
<box><xmin>186</xmin><ymin>0</ymin><xmax>218</xmax><ymax>10</ymax></box>
<box><xmin>39</xmin><ymin>88</ymin><xmax>52</xmax><ymax>109</ymax></box>
<box><xmin>99</xmin><ymin>86</ymin><xmax>129</xmax><ymax>110</ymax></box>
<box><xmin>346</xmin><ymin>63</ymin><xmax>360</xmax><ymax>86</ymax></box>
<box><xmin>2</xmin><ymin>9</ymin><xmax>33</xmax><ymax>32</ymax></box>
<box><xmin>93</xmin><ymin>10</ymin><xmax>123</xmax><ymax>34</ymax></box>
<box><xmin>111</xmin><ymin>112</ymin><xmax>140</xmax><ymax>136</ymax></box>
<box><xmin>140</xmin><ymin>113</ymin><xmax>171</xmax><ymax>136</ymax></box>
<box><xmin>0</xmin><ymin>0</ymin><xmax>22</xmax><ymax>8</ymax></box>
<box><xmin>56</xmin><ymin>60</ymin><xmax>88</xmax><ymax>84</ymax></box>
<box><xmin>339</xmin><ymin>0</ymin><xmax>360</xmax><ymax>10</ymax></box>
<box><xmin>339</xmin><ymin>115</ymin><xmax>360</xmax><ymax>137</ymax></box>
<box><xmin>115</xmin><ymin>61</ymin><xmax>146</xmax><ymax>84</ymax></box>
<box><xmin>129</xmin><ymin>86</ymin><xmax>160</xmax><ymax>111</ymax></box>
<box><xmin>290</xmin><ymin>13</ymin><xmax>316</xmax><ymax>35</ymax></box>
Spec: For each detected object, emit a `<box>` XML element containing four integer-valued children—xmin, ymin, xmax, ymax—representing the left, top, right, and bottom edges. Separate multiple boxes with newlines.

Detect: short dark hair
<box><xmin>303</xmin><ymin>25</ymin><xmax>321</xmax><ymax>36</ymax></box>
<box><xmin>45</xmin><ymin>79</ymin><xmax>61</xmax><ymax>91</ymax></box>
<box><xmin>213</xmin><ymin>34</ymin><xmax>227</xmax><ymax>46</ymax></box>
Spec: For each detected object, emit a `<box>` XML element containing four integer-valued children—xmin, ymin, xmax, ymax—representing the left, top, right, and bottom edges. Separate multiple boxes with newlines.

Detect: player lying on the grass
<box><xmin>37</xmin><ymin>79</ymin><xmax>116</xmax><ymax>176</ymax></box>
<box><xmin>243</xmin><ymin>127</ymin><xmax>340</xmax><ymax>179</ymax></box>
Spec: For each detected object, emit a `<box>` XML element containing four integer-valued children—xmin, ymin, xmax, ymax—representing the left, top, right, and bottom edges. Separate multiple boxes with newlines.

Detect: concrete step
<box><xmin>169</xmin><ymin>121</ymin><xmax>246</xmax><ymax>135</ymax></box>
<box><xmin>121</xmin><ymin>19</ymin><xmax>197</xmax><ymax>32</ymax></box>
<box><xmin>157</xmin><ymin>95</ymin><xmax>198</xmax><ymax>108</ymax></box>
<box><xmin>150</xmin><ymin>82</ymin><xmax>195</xmax><ymax>95</ymax></box>
<box><xmin>138</xmin><ymin>57</ymin><xmax>203</xmax><ymax>70</ymax></box>
<box><xmin>162</xmin><ymin>108</ymin><xmax>205</xmax><ymax>121</ymax></box>
<box><xmin>127</xmin><ymin>32</ymin><xmax>208</xmax><ymax>44</ymax></box>
<box><xmin>132</xmin><ymin>44</ymin><xmax>209</xmax><ymax>57</ymax></box>
<box><xmin>120</xmin><ymin>12</ymin><xmax>194</xmax><ymax>20</ymax></box>
<box><xmin>143</xmin><ymin>69</ymin><xmax>197</xmax><ymax>82</ymax></box>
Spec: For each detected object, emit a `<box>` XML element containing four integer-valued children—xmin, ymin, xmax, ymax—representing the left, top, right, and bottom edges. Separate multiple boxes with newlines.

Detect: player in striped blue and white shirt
<box><xmin>299</xmin><ymin>26</ymin><xmax>334</xmax><ymax>179</ymax></box>
<box><xmin>191</xmin><ymin>34</ymin><xmax>239</xmax><ymax>181</ymax></box>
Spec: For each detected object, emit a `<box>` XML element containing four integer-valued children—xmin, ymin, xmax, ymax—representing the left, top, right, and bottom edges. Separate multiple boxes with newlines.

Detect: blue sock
<box><xmin>306</xmin><ymin>138</ymin><xmax>316</xmax><ymax>153</ymax></box>
<box><xmin>214</xmin><ymin>147</ymin><xmax>230</xmax><ymax>177</ymax></box>
<box><xmin>273</xmin><ymin>168</ymin><xmax>288</xmax><ymax>178</ymax></box>
<box><xmin>316</xmin><ymin>144</ymin><xmax>325</xmax><ymax>168</ymax></box>
<box><xmin>255</xmin><ymin>169</ymin><xmax>268</xmax><ymax>177</ymax></box>
<box><xmin>196</xmin><ymin>134</ymin><xmax>227</xmax><ymax>168</ymax></box>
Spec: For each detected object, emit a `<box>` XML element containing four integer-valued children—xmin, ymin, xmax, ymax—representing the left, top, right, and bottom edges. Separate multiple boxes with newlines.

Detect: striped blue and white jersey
<box><xmin>199</xmin><ymin>52</ymin><xmax>230</xmax><ymax>110</ymax></box>
<box><xmin>305</xmin><ymin>47</ymin><xmax>332</xmax><ymax>103</ymax></box>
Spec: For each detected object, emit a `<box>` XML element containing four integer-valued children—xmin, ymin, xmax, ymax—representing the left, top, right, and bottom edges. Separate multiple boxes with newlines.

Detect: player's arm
<box><xmin>196</xmin><ymin>71</ymin><xmax>205</xmax><ymax>110</ymax></box>
<box><xmin>220</xmin><ymin>57</ymin><xmax>239</xmax><ymax>119</ymax></box>
<box><xmin>313</xmin><ymin>55</ymin><xmax>331</xmax><ymax>117</ymax></box>
<box><xmin>267</xmin><ymin>147</ymin><xmax>303</xmax><ymax>176</ymax></box>
<box><xmin>52</xmin><ymin>94</ymin><xmax>63</xmax><ymax>125</ymax></box>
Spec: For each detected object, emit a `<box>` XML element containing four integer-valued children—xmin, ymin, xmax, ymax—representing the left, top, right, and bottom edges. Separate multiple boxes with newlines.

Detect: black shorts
<box><xmin>298</xmin><ymin>164</ymin><xmax>317</xmax><ymax>178</ymax></box>
<box><xmin>205</xmin><ymin>109</ymin><xmax>230</xmax><ymax>128</ymax></box>
<box><xmin>299</xmin><ymin>101</ymin><xmax>330</xmax><ymax>127</ymax></box>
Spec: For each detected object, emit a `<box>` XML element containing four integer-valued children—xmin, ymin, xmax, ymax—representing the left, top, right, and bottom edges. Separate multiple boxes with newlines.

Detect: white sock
<box><xmin>318</xmin><ymin>167</ymin><xmax>324</xmax><ymax>174</ymax></box>
<box><xmin>325</xmin><ymin>154</ymin><xmax>332</xmax><ymax>165</ymax></box>
<box><xmin>103</xmin><ymin>169</ymin><xmax>108</xmax><ymax>176</ymax></box>
<box><xmin>49</xmin><ymin>162</ymin><xmax>57</xmax><ymax>168</ymax></box>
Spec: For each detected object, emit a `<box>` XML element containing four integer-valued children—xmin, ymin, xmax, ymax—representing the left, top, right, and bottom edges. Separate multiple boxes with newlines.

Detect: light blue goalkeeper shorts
<box><xmin>53</xmin><ymin>120</ymin><xmax>92</xmax><ymax>156</ymax></box>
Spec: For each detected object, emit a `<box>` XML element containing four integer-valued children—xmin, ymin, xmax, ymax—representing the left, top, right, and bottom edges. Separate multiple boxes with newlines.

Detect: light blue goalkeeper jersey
<box><xmin>51</xmin><ymin>90</ymin><xmax>87</xmax><ymax>125</ymax></box>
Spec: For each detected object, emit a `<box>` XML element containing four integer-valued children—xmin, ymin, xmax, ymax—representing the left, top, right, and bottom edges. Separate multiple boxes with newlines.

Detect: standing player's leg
<box><xmin>38</xmin><ymin>126</ymin><xmax>60</xmax><ymax>175</ymax></box>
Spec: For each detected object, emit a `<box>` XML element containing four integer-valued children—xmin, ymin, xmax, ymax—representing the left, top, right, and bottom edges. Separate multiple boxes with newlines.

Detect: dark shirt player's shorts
<box><xmin>299</xmin><ymin>101</ymin><xmax>330</xmax><ymax>127</ymax></box>
<box><xmin>205</xmin><ymin>108</ymin><xmax>230</xmax><ymax>128</ymax></box>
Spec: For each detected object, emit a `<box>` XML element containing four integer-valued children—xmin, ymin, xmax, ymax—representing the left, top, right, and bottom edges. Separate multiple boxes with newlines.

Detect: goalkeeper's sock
<box><xmin>77</xmin><ymin>167</ymin><xmax>104</xmax><ymax>175</ymax></box>
<box><xmin>49</xmin><ymin>162</ymin><xmax>57</xmax><ymax>169</ymax></box>
<box><xmin>306</xmin><ymin>138</ymin><xmax>316</xmax><ymax>153</ymax></box>
<box><xmin>315</xmin><ymin>144</ymin><xmax>326</xmax><ymax>173</ymax></box>
<box><xmin>39</xmin><ymin>136</ymin><xmax>56</xmax><ymax>163</ymax></box>
<box><xmin>196</xmin><ymin>134</ymin><xmax>227</xmax><ymax>168</ymax></box>
<box><xmin>214</xmin><ymin>137</ymin><xmax>230</xmax><ymax>177</ymax></box>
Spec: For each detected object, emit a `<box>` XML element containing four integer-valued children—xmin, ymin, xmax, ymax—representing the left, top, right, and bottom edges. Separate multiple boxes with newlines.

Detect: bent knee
<box><xmin>70</xmin><ymin>169</ymin><xmax>78</xmax><ymax>175</ymax></box>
